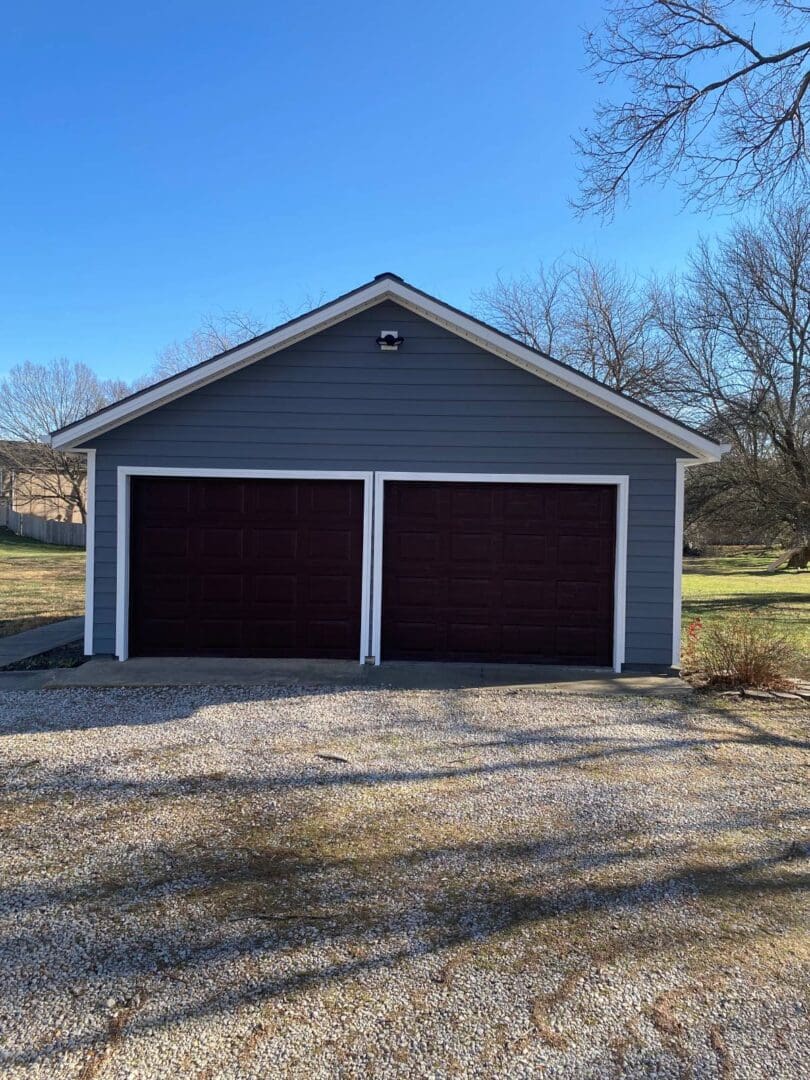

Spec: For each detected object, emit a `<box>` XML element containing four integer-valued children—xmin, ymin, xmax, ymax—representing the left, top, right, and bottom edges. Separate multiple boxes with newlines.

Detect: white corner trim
<box><xmin>115</xmin><ymin>467</ymin><xmax>130</xmax><ymax>661</ymax></box>
<box><xmin>114</xmin><ymin>467</ymin><xmax>374</xmax><ymax>663</ymax></box>
<box><xmin>672</xmin><ymin>458</ymin><xmax>701</xmax><ymax>668</ymax></box>
<box><xmin>369</xmin><ymin>472</ymin><xmax>629</xmax><ymax>673</ymax></box>
<box><xmin>83</xmin><ymin>449</ymin><xmax>96</xmax><ymax>655</ymax></box>
<box><xmin>50</xmin><ymin>276</ymin><xmax>726</xmax><ymax>464</ymax></box>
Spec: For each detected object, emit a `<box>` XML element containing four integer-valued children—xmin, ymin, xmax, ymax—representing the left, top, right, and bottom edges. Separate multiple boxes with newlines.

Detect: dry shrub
<box><xmin>686</xmin><ymin>613</ymin><xmax>796</xmax><ymax>690</ymax></box>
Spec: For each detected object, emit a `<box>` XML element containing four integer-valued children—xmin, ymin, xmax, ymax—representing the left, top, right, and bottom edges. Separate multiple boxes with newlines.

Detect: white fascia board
<box><xmin>50</xmin><ymin>279</ymin><xmax>393</xmax><ymax>450</ymax></box>
<box><xmin>384</xmin><ymin>283</ymin><xmax>725</xmax><ymax>462</ymax></box>
<box><xmin>50</xmin><ymin>276</ymin><xmax>725</xmax><ymax>462</ymax></box>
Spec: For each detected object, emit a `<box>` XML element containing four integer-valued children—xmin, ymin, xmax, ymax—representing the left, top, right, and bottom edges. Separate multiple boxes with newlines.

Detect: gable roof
<box><xmin>50</xmin><ymin>272</ymin><xmax>727</xmax><ymax>461</ymax></box>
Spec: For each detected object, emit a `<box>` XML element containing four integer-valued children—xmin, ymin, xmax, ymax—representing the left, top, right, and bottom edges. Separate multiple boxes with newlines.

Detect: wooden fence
<box><xmin>0</xmin><ymin>502</ymin><xmax>86</xmax><ymax>547</ymax></box>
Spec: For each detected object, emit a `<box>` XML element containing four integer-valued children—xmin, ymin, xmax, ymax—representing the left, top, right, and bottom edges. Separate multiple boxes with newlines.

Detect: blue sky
<box><xmin>1</xmin><ymin>1</ymin><xmax>726</xmax><ymax>383</ymax></box>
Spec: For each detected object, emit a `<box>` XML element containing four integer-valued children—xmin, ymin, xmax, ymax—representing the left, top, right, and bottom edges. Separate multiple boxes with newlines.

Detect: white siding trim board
<box><xmin>84</xmin><ymin>449</ymin><xmax>96</xmax><ymax>655</ymax></box>
<box><xmin>671</xmin><ymin>458</ymin><xmax>703</xmax><ymax>669</ymax></box>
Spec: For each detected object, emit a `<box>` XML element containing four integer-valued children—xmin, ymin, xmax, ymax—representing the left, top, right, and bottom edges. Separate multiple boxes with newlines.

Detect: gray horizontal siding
<box><xmin>87</xmin><ymin>300</ymin><xmax>689</xmax><ymax>665</ymax></box>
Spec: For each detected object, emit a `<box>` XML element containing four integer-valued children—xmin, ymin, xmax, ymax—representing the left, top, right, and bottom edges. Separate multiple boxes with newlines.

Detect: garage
<box><xmin>128</xmin><ymin>475</ymin><xmax>365</xmax><ymax>659</ymax></box>
<box><xmin>380</xmin><ymin>480</ymin><xmax>616</xmax><ymax>665</ymax></box>
<box><xmin>51</xmin><ymin>273</ymin><xmax>725</xmax><ymax>670</ymax></box>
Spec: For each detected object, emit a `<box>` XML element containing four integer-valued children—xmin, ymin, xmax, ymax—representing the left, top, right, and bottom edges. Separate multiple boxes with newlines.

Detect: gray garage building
<box><xmin>51</xmin><ymin>273</ymin><xmax>726</xmax><ymax>672</ymax></box>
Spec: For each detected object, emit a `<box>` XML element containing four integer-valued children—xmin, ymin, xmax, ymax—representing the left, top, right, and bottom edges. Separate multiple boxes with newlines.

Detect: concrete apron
<box><xmin>23</xmin><ymin>656</ymin><xmax>691</xmax><ymax>697</ymax></box>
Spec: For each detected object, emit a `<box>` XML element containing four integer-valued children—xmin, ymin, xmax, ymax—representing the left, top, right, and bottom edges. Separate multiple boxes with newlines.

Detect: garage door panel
<box><xmin>308</xmin><ymin>482</ymin><xmax>356</xmax><ymax>516</ymax></box>
<box><xmin>140</xmin><ymin>575</ymin><xmax>190</xmax><ymax>606</ymax></box>
<box><xmin>555</xmin><ymin>626</ymin><xmax>600</xmax><ymax>658</ymax></box>
<box><xmin>556</xmin><ymin>581</ymin><xmax>608</xmax><ymax>611</ymax></box>
<box><xmin>307</xmin><ymin>619</ymin><xmax>357</xmax><ymax>650</ymax></box>
<box><xmin>451</xmin><ymin>487</ymin><xmax>496</xmax><ymax>516</ymax></box>
<box><xmin>251</xmin><ymin>484</ymin><xmax>299</xmax><ymax>517</ymax></box>
<box><xmin>447</xmin><ymin>622</ymin><xmax>498</xmax><ymax>652</ymax></box>
<box><xmin>252</xmin><ymin>620</ymin><xmax>298</xmax><ymax>649</ymax></box>
<box><xmin>199</xmin><ymin>619</ymin><xmax>243</xmax><ymax>649</ymax></box>
<box><xmin>382</xmin><ymin>481</ymin><xmax>615</xmax><ymax>665</ymax></box>
<box><xmin>200</xmin><ymin>528</ymin><xmax>243</xmax><ymax>559</ymax></box>
<box><xmin>387</xmin><ymin>620</ymin><xmax>443</xmax><ymax>652</ymax></box>
<box><xmin>396</xmin><ymin>531</ymin><xmax>441</xmax><ymax>562</ymax></box>
<box><xmin>502</xmin><ymin>579</ymin><xmax>556</xmax><ymax>609</ymax></box>
<box><xmin>307</xmin><ymin>574</ymin><xmax>352</xmax><ymax>605</ymax></box>
<box><xmin>389</xmin><ymin>576</ymin><xmax>443</xmax><ymax>606</ymax></box>
<box><xmin>136</xmin><ymin>618</ymin><xmax>189</xmax><ymax>650</ymax></box>
<box><xmin>199</xmin><ymin>484</ymin><xmax>245</xmax><ymax>515</ymax></box>
<box><xmin>140</xmin><ymin>526</ymin><xmax>189</xmax><ymax>557</ymax></box>
<box><xmin>138</xmin><ymin>481</ymin><xmax>191</xmax><ymax>515</ymax></box>
<box><xmin>501</xmin><ymin>624</ymin><xmax>556</xmax><ymax>654</ymax></box>
<box><xmin>201</xmin><ymin>574</ymin><xmax>245</xmax><ymax>603</ymax></box>
<box><xmin>397</xmin><ymin>484</ymin><xmax>441</xmax><ymax>516</ymax></box>
<box><xmin>307</xmin><ymin>528</ymin><xmax>354</xmax><ymax>561</ymax></box>
<box><xmin>250</xmin><ymin>528</ymin><xmax>298</xmax><ymax>560</ymax></box>
<box><xmin>450</xmin><ymin>533</ymin><xmax>493</xmax><ymax>561</ymax></box>
<box><xmin>448</xmin><ymin>578</ymin><xmax>494</xmax><ymax>606</ymax></box>
<box><xmin>502</xmin><ymin>534</ymin><xmax>549</xmax><ymax>563</ymax></box>
<box><xmin>129</xmin><ymin>476</ymin><xmax>364</xmax><ymax>658</ymax></box>
<box><xmin>556</xmin><ymin>488</ymin><xmax>607</xmax><ymax>521</ymax></box>
<box><xmin>502</xmin><ymin>487</ymin><xmax>553</xmax><ymax>517</ymax></box>
<box><xmin>253</xmin><ymin>574</ymin><xmax>297</xmax><ymax>605</ymax></box>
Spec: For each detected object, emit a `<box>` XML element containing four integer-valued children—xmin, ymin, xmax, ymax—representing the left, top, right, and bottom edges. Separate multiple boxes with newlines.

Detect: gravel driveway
<box><xmin>0</xmin><ymin>685</ymin><xmax>807</xmax><ymax>1079</ymax></box>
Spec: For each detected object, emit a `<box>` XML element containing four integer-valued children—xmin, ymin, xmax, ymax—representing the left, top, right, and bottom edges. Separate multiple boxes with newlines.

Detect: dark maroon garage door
<box><xmin>381</xmin><ymin>481</ymin><xmax>616</xmax><ymax>665</ymax></box>
<box><xmin>129</xmin><ymin>477</ymin><xmax>364</xmax><ymax>658</ymax></box>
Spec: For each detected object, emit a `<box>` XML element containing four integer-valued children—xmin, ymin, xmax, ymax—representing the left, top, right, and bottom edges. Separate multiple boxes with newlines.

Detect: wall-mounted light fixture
<box><xmin>376</xmin><ymin>330</ymin><xmax>404</xmax><ymax>351</ymax></box>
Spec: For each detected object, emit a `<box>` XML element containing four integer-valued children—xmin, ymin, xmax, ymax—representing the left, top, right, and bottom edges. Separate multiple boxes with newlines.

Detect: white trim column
<box><xmin>672</xmin><ymin>459</ymin><xmax>687</xmax><ymax>668</ymax></box>
<box><xmin>83</xmin><ymin>449</ymin><xmax>96</xmax><ymax>656</ymax></box>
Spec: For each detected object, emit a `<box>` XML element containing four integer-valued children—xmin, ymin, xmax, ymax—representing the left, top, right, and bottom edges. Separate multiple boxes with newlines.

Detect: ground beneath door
<box><xmin>0</xmin><ymin>687</ymin><xmax>807</xmax><ymax>1078</ymax></box>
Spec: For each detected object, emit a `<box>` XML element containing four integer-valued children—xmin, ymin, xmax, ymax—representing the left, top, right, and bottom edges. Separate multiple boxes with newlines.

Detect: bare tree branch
<box><xmin>150</xmin><ymin>310</ymin><xmax>267</xmax><ymax>380</ymax></box>
<box><xmin>0</xmin><ymin>360</ymin><xmax>129</xmax><ymax>523</ymax></box>
<box><xmin>575</xmin><ymin>0</ymin><xmax>810</xmax><ymax>215</ymax></box>
<box><xmin>475</xmin><ymin>256</ymin><xmax>678</xmax><ymax>407</ymax></box>
<box><xmin>656</xmin><ymin>202</ymin><xmax>810</xmax><ymax>540</ymax></box>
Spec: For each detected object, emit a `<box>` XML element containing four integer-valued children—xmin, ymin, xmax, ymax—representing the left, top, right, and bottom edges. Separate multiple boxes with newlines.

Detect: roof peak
<box><xmin>373</xmin><ymin>271</ymin><xmax>404</xmax><ymax>282</ymax></box>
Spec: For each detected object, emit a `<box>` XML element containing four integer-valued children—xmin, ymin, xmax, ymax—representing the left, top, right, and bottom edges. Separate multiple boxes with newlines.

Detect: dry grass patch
<box><xmin>0</xmin><ymin>528</ymin><xmax>84</xmax><ymax>636</ymax></box>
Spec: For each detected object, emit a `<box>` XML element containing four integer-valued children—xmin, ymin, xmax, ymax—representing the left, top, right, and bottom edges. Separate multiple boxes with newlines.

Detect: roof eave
<box><xmin>49</xmin><ymin>274</ymin><xmax>727</xmax><ymax>462</ymax></box>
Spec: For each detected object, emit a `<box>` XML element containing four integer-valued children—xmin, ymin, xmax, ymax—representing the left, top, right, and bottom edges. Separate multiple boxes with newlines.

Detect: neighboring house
<box><xmin>0</xmin><ymin>440</ymin><xmax>85</xmax><ymax>522</ymax></box>
<box><xmin>51</xmin><ymin>273</ymin><xmax>726</xmax><ymax>670</ymax></box>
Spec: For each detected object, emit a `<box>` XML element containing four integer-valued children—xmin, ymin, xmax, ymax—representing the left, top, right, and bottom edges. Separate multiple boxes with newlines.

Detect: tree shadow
<box><xmin>0</xmin><ymin>686</ymin><xmax>807</xmax><ymax>1070</ymax></box>
<box><xmin>684</xmin><ymin>593</ymin><xmax>809</xmax><ymax>614</ymax></box>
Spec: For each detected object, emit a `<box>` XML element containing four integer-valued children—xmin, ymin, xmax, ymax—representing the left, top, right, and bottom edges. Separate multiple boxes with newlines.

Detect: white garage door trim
<box><xmin>115</xmin><ymin>467</ymin><xmax>374</xmax><ymax>662</ymax></box>
<box><xmin>370</xmin><ymin>472</ymin><xmax>630</xmax><ymax>673</ymax></box>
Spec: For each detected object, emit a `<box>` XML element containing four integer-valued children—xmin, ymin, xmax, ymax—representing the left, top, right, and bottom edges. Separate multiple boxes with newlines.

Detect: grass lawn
<box><xmin>0</xmin><ymin>528</ymin><xmax>85</xmax><ymax>637</ymax></box>
<box><xmin>682</xmin><ymin>546</ymin><xmax>810</xmax><ymax>676</ymax></box>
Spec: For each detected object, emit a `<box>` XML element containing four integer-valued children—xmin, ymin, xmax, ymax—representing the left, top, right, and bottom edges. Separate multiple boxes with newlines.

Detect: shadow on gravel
<box><xmin>0</xmin><ymin>688</ymin><xmax>807</xmax><ymax>1070</ymax></box>
<box><xmin>1</xmin><ymin>828</ymin><xmax>806</xmax><ymax>1069</ymax></box>
<box><xmin>0</xmin><ymin>684</ymin><xmax>368</xmax><ymax>736</ymax></box>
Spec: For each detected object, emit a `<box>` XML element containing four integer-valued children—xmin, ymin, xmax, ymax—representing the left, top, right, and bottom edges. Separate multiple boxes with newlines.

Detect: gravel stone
<box><xmin>0</xmin><ymin>685</ymin><xmax>807</xmax><ymax>1078</ymax></box>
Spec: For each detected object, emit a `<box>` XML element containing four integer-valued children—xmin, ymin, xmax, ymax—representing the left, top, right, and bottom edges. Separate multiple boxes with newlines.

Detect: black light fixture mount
<box><xmin>376</xmin><ymin>330</ymin><xmax>404</xmax><ymax>351</ymax></box>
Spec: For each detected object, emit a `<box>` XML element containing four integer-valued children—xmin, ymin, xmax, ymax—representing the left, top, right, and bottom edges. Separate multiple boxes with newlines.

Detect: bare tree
<box><xmin>657</xmin><ymin>202</ymin><xmax>810</xmax><ymax>542</ymax></box>
<box><xmin>576</xmin><ymin>1</ymin><xmax>810</xmax><ymax>215</ymax></box>
<box><xmin>474</xmin><ymin>262</ymin><xmax>571</xmax><ymax>355</ymax></box>
<box><xmin>475</xmin><ymin>256</ymin><xmax>676</xmax><ymax>406</ymax></box>
<box><xmin>0</xmin><ymin>359</ymin><xmax>129</xmax><ymax>523</ymax></box>
<box><xmin>563</xmin><ymin>257</ymin><xmax>678</xmax><ymax>403</ymax></box>
<box><xmin>151</xmin><ymin>310</ymin><xmax>266</xmax><ymax>380</ymax></box>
